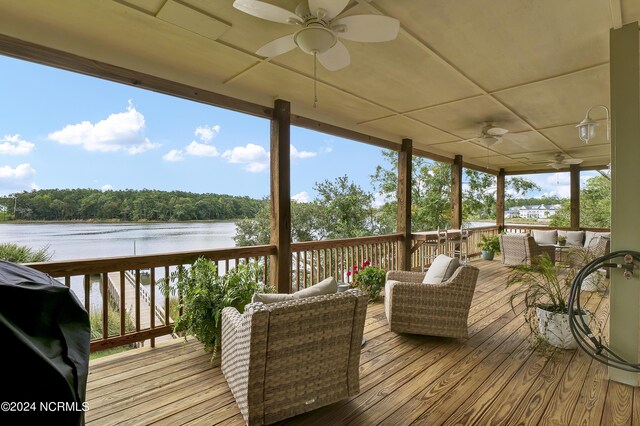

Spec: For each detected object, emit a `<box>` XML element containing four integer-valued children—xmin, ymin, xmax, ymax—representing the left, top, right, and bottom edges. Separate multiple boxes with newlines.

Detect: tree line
<box><xmin>235</xmin><ymin>152</ymin><xmax>544</xmax><ymax>246</ymax></box>
<box><xmin>1</xmin><ymin>189</ymin><xmax>264</xmax><ymax>221</ymax></box>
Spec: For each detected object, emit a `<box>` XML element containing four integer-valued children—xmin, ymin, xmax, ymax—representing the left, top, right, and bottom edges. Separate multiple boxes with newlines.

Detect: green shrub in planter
<box><xmin>161</xmin><ymin>258</ymin><xmax>270</xmax><ymax>361</ymax></box>
<box><xmin>477</xmin><ymin>234</ymin><xmax>500</xmax><ymax>260</ymax></box>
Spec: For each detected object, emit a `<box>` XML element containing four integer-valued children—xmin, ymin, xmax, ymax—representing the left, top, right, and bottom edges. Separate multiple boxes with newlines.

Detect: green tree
<box><xmin>549</xmin><ymin>173</ymin><xmax>610</xmax><ymax>228</ymax></box>
<box><xmin>371</xmin><ymin>151</ymin><xmax>451</xmax><ymax>232</ymax></box>
<box><xmin>313</xmin><ymin>175</ymin><xmax>375</xmax><ymax>239</ymax></box>
<box><xmin>463</xmin><ymin>171</ymin><xmax>540</xmax><ymax>220</ymax></box>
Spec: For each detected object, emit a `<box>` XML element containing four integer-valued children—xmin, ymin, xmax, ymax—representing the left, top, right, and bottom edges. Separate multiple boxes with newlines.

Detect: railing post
<box><xmin>570</xmin><ymin>164</ymin><xmax>580</xmax><ymax>230</ymax></box>
<box><xmin>397</xmin><ymin>138</ymin><xmax>412</xmax><ymax>271</ymax></box>
<box><xmin>496</xmin><ymin>168</ymin><xmax>505</xmax><ymax>231</ymax></box>
<box><xmin>451</xmin><ymin>154</ymin><xmax>463</xmax><ymax>229</ymax></box>
<box><xmin>270</xmin><ymin>99</ymin><xmax>292</xmax><ymax>293</ymax></box>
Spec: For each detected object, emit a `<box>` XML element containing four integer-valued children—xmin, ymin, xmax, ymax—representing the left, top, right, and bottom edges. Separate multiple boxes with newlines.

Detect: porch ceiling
<box><xmin>0</xmin><ymin>0</ymin><xmax>637</xmax><ymax>172</ymax></box>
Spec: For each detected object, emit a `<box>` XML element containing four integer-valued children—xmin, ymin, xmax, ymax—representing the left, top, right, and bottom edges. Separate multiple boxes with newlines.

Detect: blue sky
<box><xmin>0</xmin><ymin>55</ymin><xmax>593</xmax><ymax>201</ymax></box>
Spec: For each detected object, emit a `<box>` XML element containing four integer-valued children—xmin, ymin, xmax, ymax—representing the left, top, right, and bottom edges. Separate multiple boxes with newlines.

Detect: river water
<box><xmin>0</xmin><ymin>222</ymin><xmax>237</xmax><ymax>261</ymax></box>
<box><xmin>0</xmin><ymin>222</ymin><xmax>237</xmax><ymax>308</ymax></box>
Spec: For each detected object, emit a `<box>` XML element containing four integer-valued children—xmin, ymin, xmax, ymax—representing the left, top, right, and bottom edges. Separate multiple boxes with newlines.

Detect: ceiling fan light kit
<box><xmin>577</xmin><ymin>104</ymin><xmax>610</xmax><ymax>144</ymax></box>
<box><xmin>294</xmin><ymin>24</ymin><xmax>337</xmax><ymax>54</ymax></box>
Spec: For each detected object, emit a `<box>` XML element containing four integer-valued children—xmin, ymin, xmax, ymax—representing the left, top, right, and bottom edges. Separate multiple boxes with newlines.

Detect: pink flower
<box><xmin>363</xmin><ymin>260</ymin><xmax>371</xmax><ymax>267</ymax></box>
<box><xmin>347</xmin><ymin>271</ymin><xmax>351</xmax><ymax>277</ymax></box>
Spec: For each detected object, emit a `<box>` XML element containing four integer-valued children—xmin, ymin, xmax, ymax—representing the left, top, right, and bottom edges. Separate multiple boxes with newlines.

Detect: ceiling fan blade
<box><xmin>309</xmin><ymin>0</ymin><xmax>350</xmax><ymax>21</ymax></box>
<box><xmin>564</xmin><ymin>159</ymin><xmax>584</xmax><ymax>164</ymax></box>
<box><xmin>332</xmin><ymin>15</ymin><xmax>400</xmax><ymax>42</ymax></box>
<box><xmin>486</xmin><ymin>127</ymin><xmax>508</xmax><ymax>136</ymax></box>
<box><xmin>317</xmin><ymin>40</ymin><xmax>350</xmax><ymax>71</ymax></box>
<box><xmin>233</xmin><ymin>0</ymin><xmax>301</xmax><ymax>25</ymax></box>
<box><xmin>256</xmin><ymin>34</ymin><xmax>296</xmax><ymax>57</ymax></box>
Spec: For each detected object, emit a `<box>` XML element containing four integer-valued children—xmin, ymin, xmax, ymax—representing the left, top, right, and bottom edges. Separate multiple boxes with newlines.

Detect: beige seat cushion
<box><xmin>252</xmin><ymin>276</ymin><xmax>337</xmax><ymax>304</ymax></box>
<box><xmin>422</xmin><ymin>255</ymin><xmax>459</xmax><ymax>284</ymax></box>
<box><xmin>251</xmin><ymin>293</ymin><xmax>294</xmax><ymax>304</ymax></box>
<box><xmin>532</xmin><ymin>229</ymin><xmax>557</xmax><ymax>245</ymax></box>
<box><xmin>557</xmin><ymin>230</ymin><xmax>585</xmax><ymax>246</ymax></box>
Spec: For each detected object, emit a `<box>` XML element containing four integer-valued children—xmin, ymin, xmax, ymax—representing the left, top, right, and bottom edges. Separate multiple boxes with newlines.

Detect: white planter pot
<box><xmin>581</xmin><ymin>269</ymin><xmax>607</xmax><ymax>292</ymax></box>
<box><xmin>536</xmin><ymin>307</ymin><xmax>589</xmax><ymax>349</ymax></box>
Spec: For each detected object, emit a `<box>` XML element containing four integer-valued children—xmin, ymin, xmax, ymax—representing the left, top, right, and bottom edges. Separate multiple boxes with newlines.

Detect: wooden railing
<box><xmin>290</xmin><ymin>233</ymin><xmax>403</xmax><ymax>291</ymax></box>
<box><xmin>504</xmin><ymin>224</ymin><xmax>610</xmax><ymax>234</ymax></box>
<box><xmin>25</xmin><ymin>227</ymin><xmax>513</xmax><ymax>353</ymax></box>
<box><xmin>410</xmin><ymin>225</ymin><xmax>501</xmax><ymax>271</ymax></box>
<box><xmin>27</xmin><ymin>245</ymin><xmax>275</xmax><ymax>353</ymax></box>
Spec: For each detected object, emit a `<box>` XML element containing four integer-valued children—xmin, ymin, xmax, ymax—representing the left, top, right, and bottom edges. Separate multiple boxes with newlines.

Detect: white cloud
<box><xmin>0</xmin><ymin>134</ymin><xmax>35</xmax><ymax>155</ymax></box>
<box><xmin>195</xmin><ymin>125</ymin><xmax>220</xmax><ymax>143</ymax></box>
<box><xmin>0</xmin><ymin>163</ymin><xmax>37</xmax><ymax>191</ymax></box>
<box><xmin>290</xmin><ymin>144</ymin><xmax>316</xmax><ymax>160</ymax></box>
<box><xmin>222</xmin><ymin>143</ymin><xmax>269</xmax><ymax>173</ymax></box>
<box><xmin>373</xmin><ymin>192</ymin><xmax>392</xmax><ymax>208</ymax></box>
<box><xmin>292</xmin><ymin>191</ymin><xmax>310</xmax><ymax>203</ymax></box>
<box><xmin>47</xmin><ymin>100</ymin><xmax>159</xmax><ymax>154</ymax></box>
<box><xmin>101</xmin><ymin>184</ymin><xmax>113</xmax><ymax>191</ymax></box>
<box><xmin>185</xmin><ymin>141</ymin><xmax>219</xmax><ymax>157</ymax></box>
<box><xmin>163</xmin><ymin>149</ymin><xmax>184</xmax><ymax>162</ymax></box>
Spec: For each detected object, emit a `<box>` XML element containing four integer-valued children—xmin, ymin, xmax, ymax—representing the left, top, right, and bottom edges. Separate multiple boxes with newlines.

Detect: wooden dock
<box><xmin>107</xmin><ymin>271</ymin><xmax>173</xmax><ymax>343</ymax></box>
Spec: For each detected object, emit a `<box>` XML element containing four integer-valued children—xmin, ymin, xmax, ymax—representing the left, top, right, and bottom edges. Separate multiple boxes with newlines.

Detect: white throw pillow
<box><xmin>557</xmin><ymin>230</ymin><xmax>585</xmax><ymax>246</ymax></box>
<box><xmin>423</xmin><ymin>255</ymin><xmax>460</xmax><ymax>285</ymax></box>
<box><xmin>293</xmin><ymin>276</ymin><xmax>337</xmax><ymax>299</ymax></box>
<box><xmin>532</xmin><ymin>229</ymin><xmax>557</xmax><ymax>245</ymax></box>
<box><xmin>584</xmin><ymin>231</ymin><xmax>611</xmax><ymax>248</ymax></box>
<box><xmin>251</xmin><ymin>276</ymin><xmax>338</xmax><ymax>304</ymax></box>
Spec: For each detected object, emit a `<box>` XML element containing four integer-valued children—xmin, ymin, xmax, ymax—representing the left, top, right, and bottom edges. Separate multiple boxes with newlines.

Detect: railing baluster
<box><xmin>120</xmin><ymin>270</ymin><xmax>126</xmax><ymax>336</ymax></box>
<box><xmin>135</xmin><ymin>269</ymin><xmax>141</xmax><ymax>333</ymax></box>
<box><xmin>84</xmin><ymin>275</ymin><xmax>90</xmax><ymax>314</ymax></box>
<box><xmin>150</xmin><ymin>268</ymin><xmax>156</xmax><ymax>348</ymax></box>
<box><xmin>64</xmin><ymin>276</ymin><xmax>70</xmax><ymax>288</ymax></box>
<box><xmin>102</xmin><ymin>272</ymin><xmax>108</xmax><ymax>340</ymax></box>
<box><xmin>164</xmin><ymin>266</ymin><xmax>170</xmax><ymax>326</ymax></box>
<box><xmin>303</xmin><ymin>250</ymin><xmax>308</xmax><ymax>289</ymax></box>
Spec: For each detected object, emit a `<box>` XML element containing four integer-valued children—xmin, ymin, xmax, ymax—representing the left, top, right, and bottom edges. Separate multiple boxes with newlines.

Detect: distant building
<box><xmin>505</xmin><ymin>204</ymin><xmax>562</xmax><ymax>219</ymax></box>
<box><xmin>0</xmin><ymin>204</ymin><xmax>7</xmax><ymax>213</ymax></box>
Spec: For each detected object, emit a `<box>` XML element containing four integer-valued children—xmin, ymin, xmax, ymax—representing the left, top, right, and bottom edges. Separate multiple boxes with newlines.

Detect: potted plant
<box><xmin>477</xmin><ymin>234</ymin><xmax>500</xmax><ymax>260</ymax></box>
<box><xmin>557</xmin><ymin>235</ymin><xmax>567</xmax><ymax>246</ymax></box>
<box><xmin>161</xmin><ymin>258</ymin><xmax>270</xmax><ymax>362</ymax></box>
<box><xmin>348</xmin><ymin>260</ymin><xmax>385</xmax><ymax>302</ymax></box>
<box><xmin>507</xmin><ymin>253</ymin><xmax>589</xmax><ymax>349</ymax></box>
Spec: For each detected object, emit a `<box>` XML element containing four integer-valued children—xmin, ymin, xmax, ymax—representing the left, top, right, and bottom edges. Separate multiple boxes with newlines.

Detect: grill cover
<box><xmin>0</xmin><ymin>260</ymin><xmax>90</xmax><ymax>425</ymax></box>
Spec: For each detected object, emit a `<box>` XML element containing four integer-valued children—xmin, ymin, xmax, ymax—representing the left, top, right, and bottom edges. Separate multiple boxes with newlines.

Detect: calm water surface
<box><xmin>0</xmin><ymin>222</ymin><xmax>237</xmax><ymax>307</ymax></box>
<box><xmin>0</xmin><ymin>222</ymin><xmax>236</xmax><ymax>261</ymax></box>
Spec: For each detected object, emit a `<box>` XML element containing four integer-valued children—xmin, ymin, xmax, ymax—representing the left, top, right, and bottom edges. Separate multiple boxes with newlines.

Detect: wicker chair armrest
<box><xmin>386</xmin><ymin>270</ymin><xmax>426</xmax><ymax>283</ymax></box>
<box><xmin>222</xmin><ymin>306</ymin><xmax>244</xmax><ymax>331</ymax></box>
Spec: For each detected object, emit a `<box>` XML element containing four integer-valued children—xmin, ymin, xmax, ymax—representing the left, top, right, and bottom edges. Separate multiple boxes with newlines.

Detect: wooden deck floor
<box><xmin>86</xmin><ymin>260</ymin><xmax>635</xmax><ymax>425</ymax></box>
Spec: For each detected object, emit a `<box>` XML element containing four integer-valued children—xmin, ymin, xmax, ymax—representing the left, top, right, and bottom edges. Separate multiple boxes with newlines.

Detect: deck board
<box><xmin>84</xmin><ymin>259</ymin><xmax>633</xmax><ymax>426</ymax></box>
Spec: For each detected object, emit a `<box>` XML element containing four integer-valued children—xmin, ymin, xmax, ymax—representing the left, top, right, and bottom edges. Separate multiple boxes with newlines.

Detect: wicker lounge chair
<box><xmin>384</xmin><ymin>263</ymin><xmax>480</xmax><ymax>338</ymax></box>
<box><xmin>498</xmin><ymin>233</ymin><xmax>556</xmax><ymax>266</ymax></box>
<box><xmin>221</xmin><ymin>289</ymin><xmax>367</xmax><ymax>425</ymax></box>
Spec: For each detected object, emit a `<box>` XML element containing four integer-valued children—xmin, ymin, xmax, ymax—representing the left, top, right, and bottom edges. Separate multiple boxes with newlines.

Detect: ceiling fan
<box><xmin>530</xmin><ymin>153</ymin><xmax>584</xmax><ymax>170</ymax></box>
<box><xmin>461</xmin><ymin>123</ymin><xmax>511</xmax><ymax>148</ymax></box>
<box><xmin>232</xmin><ymin>0</ymin><xmax>400</xmax><ymax>71</ymax></box>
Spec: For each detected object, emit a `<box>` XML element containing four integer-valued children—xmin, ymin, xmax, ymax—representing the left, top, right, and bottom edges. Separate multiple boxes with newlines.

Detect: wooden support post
<box><xmin>270</xmin><ymin>99</ymin><xmax>291</xmax><ymax>293</ymax></box>
<box><xmin>570</xmin><ymin>164</ymin><xmax>580</xmax><ymax>230</ymax></box>
<box><xmin>451</xmin><ymin>155</ymin><xmax>463</xmax><ymax>229</ymax></box>
<box><xmin>397</xmin><ymin>138</ymin><xmax>412</xmax><ymax>271</ymax></box>
<box><xmin>496</xmin><ymin>168</ymin><xmax>505</xmax><ymax>230</ymax></box>
<box><xmin>609</xmin><ymin>22</ymin><xmax>640</xmax><ymax>386</ymax></box>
